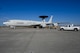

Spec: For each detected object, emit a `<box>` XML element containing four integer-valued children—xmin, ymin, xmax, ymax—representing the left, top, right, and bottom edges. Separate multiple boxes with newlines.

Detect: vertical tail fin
<box><xmin>48</xmin><ymin>15</ymin><xmax>53</xmax><ymax>23</ymax></box>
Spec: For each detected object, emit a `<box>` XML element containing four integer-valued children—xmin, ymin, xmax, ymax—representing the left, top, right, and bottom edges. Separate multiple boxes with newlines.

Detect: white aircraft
<box><xmin>3</xmin><ymin>16</ymin><xmax>53</xmax><ymax>29</ymax></box>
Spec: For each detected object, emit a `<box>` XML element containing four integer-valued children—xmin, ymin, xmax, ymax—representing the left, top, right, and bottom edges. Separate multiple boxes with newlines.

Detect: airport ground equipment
<box><xmin>60</xmin><ymin>24</ymin><xmax>80</xmax><ymax>31</ymax></box>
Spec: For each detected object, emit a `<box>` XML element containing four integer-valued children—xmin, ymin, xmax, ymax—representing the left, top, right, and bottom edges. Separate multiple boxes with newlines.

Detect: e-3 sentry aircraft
<box><xmin>3</xmin><ymin>16</ymin><xmax>53</xmax><ymax>29</ymax></box>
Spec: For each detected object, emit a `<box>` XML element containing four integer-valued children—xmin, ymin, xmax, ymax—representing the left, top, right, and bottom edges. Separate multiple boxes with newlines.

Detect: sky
<box><xmin>0</xmin><ymin>0</ymin><xmax>80</xmax><ymax>26</ymax></box>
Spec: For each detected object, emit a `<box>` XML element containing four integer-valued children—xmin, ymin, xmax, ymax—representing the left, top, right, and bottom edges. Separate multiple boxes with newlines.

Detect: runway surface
<box><xmin>0</xmin><ymin>28</ymin><xmax>80</xmax><ymax>53</ymax></box>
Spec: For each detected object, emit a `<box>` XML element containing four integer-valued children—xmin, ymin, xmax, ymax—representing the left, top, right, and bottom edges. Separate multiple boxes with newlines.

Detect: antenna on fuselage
<box><xmin>39</xmin><ymin>15</ymin><xmax>48</xmax><ymax>22</ymax></box>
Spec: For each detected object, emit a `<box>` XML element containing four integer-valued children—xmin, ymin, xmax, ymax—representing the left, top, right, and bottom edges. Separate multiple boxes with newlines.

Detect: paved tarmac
<box><xmin>0</xmin><ymin>28</ymin><xmax>80</xmax><ymax>53</ymax></box>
